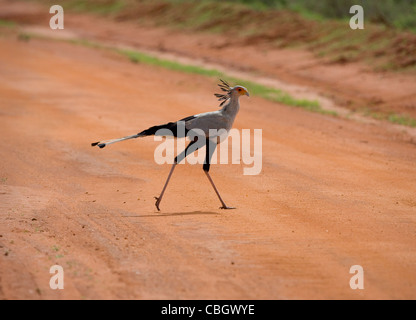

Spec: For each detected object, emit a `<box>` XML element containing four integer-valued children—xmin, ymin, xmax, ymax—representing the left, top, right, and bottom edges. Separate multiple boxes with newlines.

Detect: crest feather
<box><xmin>214</xmin><ymin>79</ymin><xmax>232</xmax><ymax>107</ymax></box>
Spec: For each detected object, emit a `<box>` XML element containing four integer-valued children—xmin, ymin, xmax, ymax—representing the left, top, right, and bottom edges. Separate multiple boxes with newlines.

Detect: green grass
<box><xmin>119</xmin><ymin>49</ymin><xmax>223</xmax><ymax>77</ymax></box>
<box><xmin>361</xmin><ymin>107</ymin><xmax>416</xmax><ymax>128</ymax></box>
<box><xmin>17</xmin><ymin>33</ymin><xmax>32</xmax><ymax>42</ymax></box>
<box><xmin>387</xmin><ymin>114</ymin><xmax>416</xmax><ymax>128</ymax></box>
<box><xmin>117</xmin><ymin>48</ymin><xmax>328</xmax><ymax>114</ymax></box>
<box><xmin>63</xmin><ymin>0</ymin><xmax>125</xmax><ymax>15</ymax></box>
<box><xmin>63</xmin><ymin>39</ymin><xmax>328</xmax><ymax>114</ymax></box>
<box><xmin>32</xmin><ymin>0</ymin><xmax>416</xmax><ymax>72</ymax></box>
<box><xmin>68</xmin><ymin>38</ymin><xmax>103</xmax><ymax>49</ymax></box>
<box><xmin>38</xmin><ymin>0</ymin><xmax>416</xmax><ymax>33</ymax></box>
<box><xmin>0</xmin><ymin>19</ymin><xmax>16</xmax><ymax>28</ymax></box>
<box><xmin>211</xmin><ymin>0</ymin><xmax>416</xmax><ymax>32</ymax></box>
<box><xmin>44</xmin><ymin>36</ymin><xmax>324</xmax><ymax>112</ymax></box>
<box><xmin>7</xmin><ymin>15</ymin><xmax>416</xmax><ymax>127</ymax></box>
<box><xmin>226</xmin><ymin>78</ymin><xmax>331</xmax><ymax>115</ymax></box>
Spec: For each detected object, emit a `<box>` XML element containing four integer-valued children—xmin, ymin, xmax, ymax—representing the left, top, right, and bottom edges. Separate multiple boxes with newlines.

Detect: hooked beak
<box><xmin>245</xmin><ymin>91</ymin><xmax>250</xmax><ymax>97</ymax></box>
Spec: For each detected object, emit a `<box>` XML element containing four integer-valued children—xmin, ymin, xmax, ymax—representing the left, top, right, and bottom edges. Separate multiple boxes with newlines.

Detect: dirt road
<box><xmin>0</xmin><ymin>1</ymin><xmax>415</xmax><ymax>300</ymax></box>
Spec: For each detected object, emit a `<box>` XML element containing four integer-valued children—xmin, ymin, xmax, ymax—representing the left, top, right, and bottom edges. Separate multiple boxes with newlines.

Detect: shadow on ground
<box><xmin>124</xmin><ymin>211</ymin><xmax>220</xmax><ymax>218</ymax></box>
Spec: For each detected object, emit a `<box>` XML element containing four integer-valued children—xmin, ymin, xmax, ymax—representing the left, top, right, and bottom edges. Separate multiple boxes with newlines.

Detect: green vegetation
<box><xmin>8</xmin><ymin>26</ymin><xmax>315</xmax><ymax>113</ymax></box>
<box><xmin>116</xmin><ymin>49</ymin><xmax>326</xmax><ymax>113</ymax></box>
<box><xmin>0</xmin><ymin>19</ymin><xmax>16</xmax><ymax>28</ymax></box>
<box><xmin>63</xmin><ymin>0</ymin><xmax>125</xmax><ymax>15</ymax></box>
<box><xmin>119</xmin><ymin>49</ymin><xmax>223</xmax><ymax>77</ymax></box>
<box><xmin>217</xmin><ymin>0</ymin><xmax>416</xmax><ymax>32</ymax></box>
<box><xmin>80</xmin><ymin>40</ymin><xmax>416</xmax><ymax>124</ymax></box>
<box><xmin>68</xmin><ymin>38</ymin><xmax>102</xmax><ymax>49</ymax></box>
<box><xmin>226</xmin><ymin>78</ymin><xmax>330</xmax><ymax>115</ymax></box>
<box><xmin>64</xmin><ymin>0</ymin><xmax>416</xmax><ymax>32</ymax></box>
<box><xmin>361</xmin><ymin>107</ymin><xmax>416</xmax><ymax>128</ymax></box>
<box><xmin>387</xmin><ymin>114</ymin><xmax>416</xmax><ymax>127</ymax></box>
<box><xmin>35</xmin><ymin>0</ymin><xmax>416</xmax><ymax>72</ymax></box>
<box><xmin>17</xmin><ymin>33</ymin><xmax>32</xmax><ymax>42</ymax></box>
<box><xmin>8</xmin><ymin>1</ymin><xmax>416</xmax><ymax>126</ymax></box>
<box><xmin>39</xmin><ymin>35</ymin><xmax>326</xmax><ymax>114</ymax></box>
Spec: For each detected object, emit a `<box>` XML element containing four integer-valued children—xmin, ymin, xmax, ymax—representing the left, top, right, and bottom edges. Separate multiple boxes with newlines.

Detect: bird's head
<box><xmin>232</xmin><ymin>85</ymin><xmax>250</xmax><ymax>97</ymax></box>
<box><xmin>214</xmin><ymin>79</ymin><xmax>249</xmax><ymax>107</ymax></box>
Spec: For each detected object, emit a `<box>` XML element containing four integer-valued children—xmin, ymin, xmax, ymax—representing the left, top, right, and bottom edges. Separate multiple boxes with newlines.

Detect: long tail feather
<box><xmin>91</xmin><ymin>134</ymin><xmax>140</xmax><ymax>148</ymax></box>
<box><xmin>92</xmin><ymin>116</ymin><xmax>196</xmax><ymax>149</ymax></box>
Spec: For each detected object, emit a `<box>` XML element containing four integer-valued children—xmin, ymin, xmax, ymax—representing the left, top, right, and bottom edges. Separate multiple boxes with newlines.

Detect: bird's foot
<box><xmin>220</xmin><ymin>205</ymin><xmax>236</xmax><ymax>210</ymax></box>
<box><xmin>154</xmin><ymin>197</ymin><xmax>161</xmax><ymax>211</ymax></box>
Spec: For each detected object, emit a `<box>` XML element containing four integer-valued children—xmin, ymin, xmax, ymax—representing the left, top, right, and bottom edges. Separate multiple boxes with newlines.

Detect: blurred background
<box><xmin>52</xmin><ymin>0</ymin><xmax>416</xmax><ymax>70</ymax></box>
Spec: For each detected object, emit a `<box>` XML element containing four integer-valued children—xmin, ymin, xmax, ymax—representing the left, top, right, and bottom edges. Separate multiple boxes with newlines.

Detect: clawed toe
<box><xmin>220</xmin><ymin>206</ymin><xmax>236</xmax><ymax>210</ymax></box>
<box><xmin>154</xmin><ymin>197</ymin><xmax>161</xmax><ymax>211</ymax></box>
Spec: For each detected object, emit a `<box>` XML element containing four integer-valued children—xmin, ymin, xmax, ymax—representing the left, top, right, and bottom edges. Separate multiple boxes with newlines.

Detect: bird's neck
<box><xmin>222</xmin><ymin>95</ymin><xmax>240</xmax><ymax>116</ymax></box>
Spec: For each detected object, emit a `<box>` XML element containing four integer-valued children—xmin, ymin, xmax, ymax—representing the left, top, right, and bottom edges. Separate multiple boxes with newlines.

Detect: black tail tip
<box><xmin>91</xmin><ymin>142</ymin><xmax>106</xmax><ymax>148</ymax></box>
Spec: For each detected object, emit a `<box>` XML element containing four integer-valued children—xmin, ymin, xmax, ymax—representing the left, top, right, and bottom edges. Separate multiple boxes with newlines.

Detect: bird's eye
<box><xmin>237</xmin><ymin>88</ymin><xmax>242</xmax><ymax>91</ymax></box>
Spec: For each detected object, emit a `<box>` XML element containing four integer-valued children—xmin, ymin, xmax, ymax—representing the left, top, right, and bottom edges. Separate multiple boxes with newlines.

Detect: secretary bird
<box><xmin>91</xmin><ymin>80</ymin><xmax>249</xmax><ymax>211</ymax></box>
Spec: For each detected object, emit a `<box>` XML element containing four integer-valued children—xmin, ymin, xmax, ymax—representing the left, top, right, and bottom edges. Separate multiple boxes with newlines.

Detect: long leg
<box><xmin>203</xmin><ymin>138</ymin><xmax>235</xmax><ymax>210</ymax></box>
<box><xmin>154</xmin><ymin>162</ymin><xmax>176</xmax><ymax>211</ymax></box>
<box><xmin>154</xmin><ymin>138</ymin><xmax>201</xmax><ymax>211</ymax></box>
